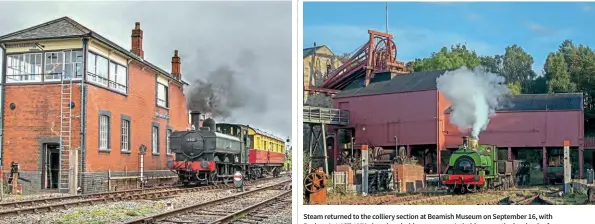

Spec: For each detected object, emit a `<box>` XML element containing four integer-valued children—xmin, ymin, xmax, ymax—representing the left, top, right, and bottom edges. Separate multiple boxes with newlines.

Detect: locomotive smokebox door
<box><xmin>233</xmin><ymin>171</ymin><xmax>244</xmax><ymax>192</ymax></box>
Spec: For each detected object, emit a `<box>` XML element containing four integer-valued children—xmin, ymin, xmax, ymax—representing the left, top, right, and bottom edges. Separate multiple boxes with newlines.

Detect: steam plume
<box><xmin>186</xmin><ymin>65</ymin><xmax>250</xmax><ymax>119</ymax></box>
<box><xmin>436</xmin><ymin>67</ymin><xmax>510</xmax><ymax>138</ymax></box>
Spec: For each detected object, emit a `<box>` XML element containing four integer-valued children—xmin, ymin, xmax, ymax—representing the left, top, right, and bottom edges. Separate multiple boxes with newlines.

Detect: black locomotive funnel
<box><xmin>190</xmin><ymin>111</ymin><xmax>201</xmax><ymax>130</ymax></box>
<box><xmin>462</xmin><ymin>136</ymin><xmax>469</xmax><ymax>148</ymax></box>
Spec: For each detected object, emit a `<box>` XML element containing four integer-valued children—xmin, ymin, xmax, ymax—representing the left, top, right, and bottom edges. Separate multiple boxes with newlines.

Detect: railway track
<box><xmin>123</xmin><ymin>179</ymin><xmax>292</xmax><ymax>224</ymax></box>
<box><xmin>0</xmin><ymin>175</ymin><xmax>288</xmax><ymax>217</ymax></box>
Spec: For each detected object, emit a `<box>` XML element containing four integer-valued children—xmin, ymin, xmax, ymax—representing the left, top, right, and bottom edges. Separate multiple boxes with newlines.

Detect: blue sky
<box><xmin>304</xmin><ymin>2</ymin><xmax>595</xmax><ymax>75</ymax></box>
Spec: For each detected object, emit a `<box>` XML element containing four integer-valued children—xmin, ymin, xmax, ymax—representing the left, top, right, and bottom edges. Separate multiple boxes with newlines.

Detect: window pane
<box><xmin>45</xmin><ymin>52</ymin><xmax>64</xmax><ymax>81</ymax></box>
<box><xmin>121</xmin><ymin>120</ymin><xmax>130</xmax><ymax>151</ymax></box>
<box><xmin>116</xmin><ymin>64</ymin><xmax>127</xmax><ymax>92</ymax></box>
<box><xmin>157</xmin><ymin>84</ymin><xmax>166</xmax><ymax>107</ymax></box>
<box><xmin>166</xmin><ymin>130</ymin><xmax>172</xmax><ymax>154</ymax></box>
<box><xmin>96</xmin><ymin>56</ymin><xmax>108</xmax><ymax>86</ymax></box>
<box><xmin>99</xmin><ymin>115</ymin><xmax>109</xmax><ymax>150</ymax></box>
<box><xmin>152</xmin><ymin>127</ymin><xmax>158</xmax><ymax>153</ymax></box>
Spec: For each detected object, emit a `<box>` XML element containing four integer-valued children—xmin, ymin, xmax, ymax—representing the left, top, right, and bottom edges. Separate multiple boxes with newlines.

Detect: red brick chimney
<box><xmin>171</xmin><ymin>50</ymin><xmax>181</xmax><ymax>80</ymax></box>
<box><xmin>131</xmin><ymin>22</ymin><xmax>144</xmax><ymax>58</ymax></box>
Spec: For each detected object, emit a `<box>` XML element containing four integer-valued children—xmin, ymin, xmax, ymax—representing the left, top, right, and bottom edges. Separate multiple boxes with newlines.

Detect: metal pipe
<box><xmin>0</xmin><ymin>43</ymin><xmax>6</xmax><ymax>170</ymax></box>
<box><xmin>385</xmin><ymin>2</ymin><xmax>389</xmax><ymax>34</ymax></box>
<box><xmin>79</xmin><ymin>37</ymin><xmax>89</xmax><ymax>192</ymax></box>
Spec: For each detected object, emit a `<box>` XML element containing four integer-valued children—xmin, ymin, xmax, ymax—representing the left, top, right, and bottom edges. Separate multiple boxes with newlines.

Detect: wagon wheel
<box><xmin>304</xmin><ymin>172</ymin><xmax>325</xmax><ymax>193</ymax></box>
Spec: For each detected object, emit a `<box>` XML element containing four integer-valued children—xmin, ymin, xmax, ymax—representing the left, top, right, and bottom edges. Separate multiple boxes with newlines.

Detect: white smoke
<box><xmin>436</xmin><ymin>67</ymin><xmax>510</xmax><ymax>139</ymax></box>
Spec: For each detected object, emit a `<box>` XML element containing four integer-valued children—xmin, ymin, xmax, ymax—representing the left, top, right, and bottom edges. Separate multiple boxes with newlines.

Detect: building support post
<box><xmin>437</xmin><ymin>148</ymin><xmax>442</xmax><ymax>175</ymax></box>
<box><xmin>508</xmin><ymin>147</ymin><xmax>512</xmax><ymax>161</ymax></box>
<box><xmin>543</xmin><ymin>146</ymin><xmax>548</xmax><ymax>185</ymax></box>
<box><xmin>564</xmin><ymin>141</ymin><xmax>571</xmax><ymax>193</ymax></box>
<box><xmin>361</xmin><ymin>144</ymin><xmax>369</xmax><ymax>196</ymax></box>
<box><xmin>334</xmin><ymin>129</ymin><xmax>339</xmax><ymax>173</ymax></box>
<box><xmin>321</xmin><ymin>124</ymin><xmax>328</xmax><ymax>174</ymax></box>
<box><xmin>579</xmin><ymin>145</ymin><xmax>584</xmax><ymax>179</ymax></box>
<box><xmin>69</xmin><ymin>149</ymin><xmax>78</xmax><ymax>194</ymax></box>
<box><xmin>406</xmin><ymin>145</ymin><xmax>411</xmax><ymax>158</ymax></box>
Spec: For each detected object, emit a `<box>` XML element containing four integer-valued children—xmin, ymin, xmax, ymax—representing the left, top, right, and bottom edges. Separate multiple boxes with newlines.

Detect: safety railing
<box><xmin>303</xmin><ymin>106</ymin><xmax>349</xmax><ymax>125</ymax></box>
<box><xmin>87</xmin><ymin>72</ymin><xmax>128</xmax><ymax>94</ymax></box>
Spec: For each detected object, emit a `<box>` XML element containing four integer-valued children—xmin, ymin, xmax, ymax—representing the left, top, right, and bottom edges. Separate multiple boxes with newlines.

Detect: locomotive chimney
<box><xmin>190</xmin><ymin>111</ymin><xmax>201</xmax><ymax>130</ymax></box>
<box><xmin>468</xmin><ymin>137</ymin><xmax>478</xmax><ymax>151</ymax></box>
<box><xmin>462</xmin><ymin>136</ymin><xmax>469</xmax><ymax>149</ymax></box>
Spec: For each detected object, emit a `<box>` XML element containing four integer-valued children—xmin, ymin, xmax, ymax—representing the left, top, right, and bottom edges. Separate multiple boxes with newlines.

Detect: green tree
<box><xmin>543</xmin><ymin>52</ymin><xmax>576</xmax><ymax>93</ymax></box>
<box><xmin>501</xmin><ymin>45</ymin><xmax>537</xmax><ymax>93</ymax></box>
<box><xmin>410</xmin><ymin>44</ymin><xmax>481</xmax><ymax>72</ymax></box>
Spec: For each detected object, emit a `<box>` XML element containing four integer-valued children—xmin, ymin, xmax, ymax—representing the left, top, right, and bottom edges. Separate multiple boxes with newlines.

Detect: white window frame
<box><xmin>109</xmin><ymin>62</ymin><xmax>128</xmax><ymax>93</ymax></box>
<box><xmin>121</xmin><ymin>119</ymin><xmax>130</xmax><ymax>152</ymax></box>
<box><xmin>87</xmin><ymin>52</ymin><xmax>109</xmax><ymax>87</ymax></box>
<box><xmin>157</xmin><ymin>83</ymin><xmax>168</xmax><ymax>108</ymax></box>
<box><xmin>6</xmin><ymin>53</ymin><xmax>43</xmax><ymax>83</ymax></box>
<box><xmin>99</xmin><ymin>115</ymin><xmax>110</xmax><ymax>150</ymax></box>
<box><xmin>152</xmin><ymin>126</ymin><xmax>159</xmax><ymax>154</ymax></box>
<box><xmin>166</xmin><ymin>129</ymin><xmax>172</xmax><ymax>155</ymax></box>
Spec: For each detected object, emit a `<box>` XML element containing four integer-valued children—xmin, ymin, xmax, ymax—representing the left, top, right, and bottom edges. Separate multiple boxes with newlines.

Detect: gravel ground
<box><xmin>160</xmin><ymin>189</ymin><xmax>288</xmax><ymax>223</ymax></box>
<box><xmin>0</xmin><ymin>177</ymin><xmax>291</xmax><ymax>224</ymax></box>
<box><xmin>0</xmin><ymin>193</ymin><xmax>68</xmax><ymax>204</ymax></box>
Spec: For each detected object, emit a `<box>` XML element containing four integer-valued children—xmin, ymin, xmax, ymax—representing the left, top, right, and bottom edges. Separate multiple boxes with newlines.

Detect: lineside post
<box><xmin>564</xmin><ymin>140</ymin><xmax>571</xmax><ymax>194</ymax></box>
<box><xmin>361</xmin><ymin>144</ymin><xmax>369</xmax><ymax>196</ymax></box>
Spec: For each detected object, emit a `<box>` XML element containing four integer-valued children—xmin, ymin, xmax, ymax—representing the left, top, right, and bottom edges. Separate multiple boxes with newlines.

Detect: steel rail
<box><xmin>123</xmin><ymin>179</ymin><xmax>292</xmax><ymax>224</ymax></box>
<box><xmin>0</xmin><ymin>176</ymin><xmax>288</xmax><ymax>217</ymax></box>
<box><xmin>208</xmin><ymin>190</ymin><xmax>291</xmax><ymax>224</ymax></box>
<box><xmin>0</xmin><ymin>174</ymin><xmax>287</xmax><ymax>210</ymax></box>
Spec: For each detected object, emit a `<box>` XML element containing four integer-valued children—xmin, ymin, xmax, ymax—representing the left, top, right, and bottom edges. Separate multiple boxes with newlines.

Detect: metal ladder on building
<box><xmin>58</xmin><ymin>77</ymin><xmax>73</xmax><ymax>193</ymax></box>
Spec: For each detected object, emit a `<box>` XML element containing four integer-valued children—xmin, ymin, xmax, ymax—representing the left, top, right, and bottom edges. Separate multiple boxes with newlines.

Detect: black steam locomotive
<box><xmin>167</xmin><ymin>111</ymin><xmax>283</xmax><ymax>185</ymax></box>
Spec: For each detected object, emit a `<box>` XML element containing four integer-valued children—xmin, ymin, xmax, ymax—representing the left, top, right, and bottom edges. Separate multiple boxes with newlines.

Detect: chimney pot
<box><xmin>174</xmin><ymin>50</ymin><xmax>178</xmax><ymax>57</ymax></box>
<box><xmin>135</xmin><ymin>22</ymin><xmax>140</xmax><ymax>29</ymax></box>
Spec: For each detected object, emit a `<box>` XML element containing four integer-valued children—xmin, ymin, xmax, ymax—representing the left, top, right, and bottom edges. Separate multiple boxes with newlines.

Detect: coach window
<box><xmin>98</xmin><ymin>110</ymin><xmax>111</xmax><ymax>152</ymax></box>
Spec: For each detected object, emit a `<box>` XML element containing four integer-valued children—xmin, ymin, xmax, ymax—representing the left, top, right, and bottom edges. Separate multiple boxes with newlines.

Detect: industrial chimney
<box><xmin>131</xmin><ymin>22</ymin><xmax>144</xmax><ymax>58</ymax></box>
<box><xmin>190</xmin><ymin>111</ymin><xmax>201</xmax><ymax>131</ymax></box>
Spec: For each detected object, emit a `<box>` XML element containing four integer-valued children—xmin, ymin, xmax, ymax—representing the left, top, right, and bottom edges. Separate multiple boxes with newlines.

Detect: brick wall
<box><xmin>2</xmin><ymin>84</ymin><xmax>82</xmax><ymax>170</ymax></box>
<box><xmin>85</xmin><ymin>61</ymin><xmax>188</xmax><ymax>173</ymax></box>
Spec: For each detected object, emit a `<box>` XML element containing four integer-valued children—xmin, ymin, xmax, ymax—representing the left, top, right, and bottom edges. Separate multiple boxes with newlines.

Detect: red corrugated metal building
<box><xmin>332</xmin><ymin>69</ymin><xmax>588</xmax><ymax>181</ymax></box>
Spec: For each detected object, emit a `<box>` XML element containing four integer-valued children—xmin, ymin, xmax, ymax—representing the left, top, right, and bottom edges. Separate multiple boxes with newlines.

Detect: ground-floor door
<box><xmin>42</xmin><ymin>143</ymin><xmax>60</xmax><ymax>189</ymax></box>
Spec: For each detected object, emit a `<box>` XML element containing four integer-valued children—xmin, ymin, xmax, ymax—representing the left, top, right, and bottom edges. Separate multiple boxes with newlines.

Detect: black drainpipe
<box><xmin>80</xmin><ymin>37</ymin><xmax>89</xmax><ymax>191</ymax></box>
<box><xmin>0</xmin><ymin>43</ymin><xmax>6</xmax><ymax>169</ymax></box>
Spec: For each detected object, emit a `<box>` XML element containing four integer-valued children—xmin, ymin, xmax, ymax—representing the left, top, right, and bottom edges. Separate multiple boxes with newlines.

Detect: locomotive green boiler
<box><xmin>442</xmin><ymin>136</ymin><xmax>518</xmax><ymax>193</ymax></box>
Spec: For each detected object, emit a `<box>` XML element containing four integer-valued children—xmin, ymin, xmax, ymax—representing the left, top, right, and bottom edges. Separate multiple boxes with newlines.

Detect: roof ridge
<box><xmin>61</xmin><ymin>16</ymin><xmax>92</xmax><ymax>34</ymax></box>
<box><xmin>0</xmin><ymin>16</ymin><xmax>71</xmax><ymax>40</ymax></box>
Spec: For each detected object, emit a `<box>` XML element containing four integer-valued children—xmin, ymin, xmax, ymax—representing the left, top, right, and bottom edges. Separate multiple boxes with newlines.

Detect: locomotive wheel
<box><xmin>210</xmin><ymin>172</ymin><xmax>219</xmax><ymax>185</ymax></box>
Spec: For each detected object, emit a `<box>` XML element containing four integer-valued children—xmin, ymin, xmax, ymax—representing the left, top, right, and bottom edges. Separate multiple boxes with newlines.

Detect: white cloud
<box><xmin>0</xmin><ymin>1</ymin><xmax>292</xmax><ymax>139</ymax></box>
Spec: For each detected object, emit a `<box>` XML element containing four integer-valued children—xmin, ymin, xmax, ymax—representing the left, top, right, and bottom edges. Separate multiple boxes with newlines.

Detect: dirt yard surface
<box><xmin>321</xmin><ymin>185</ymin><xmax>589</xmax><ymax>205</ymax></box>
